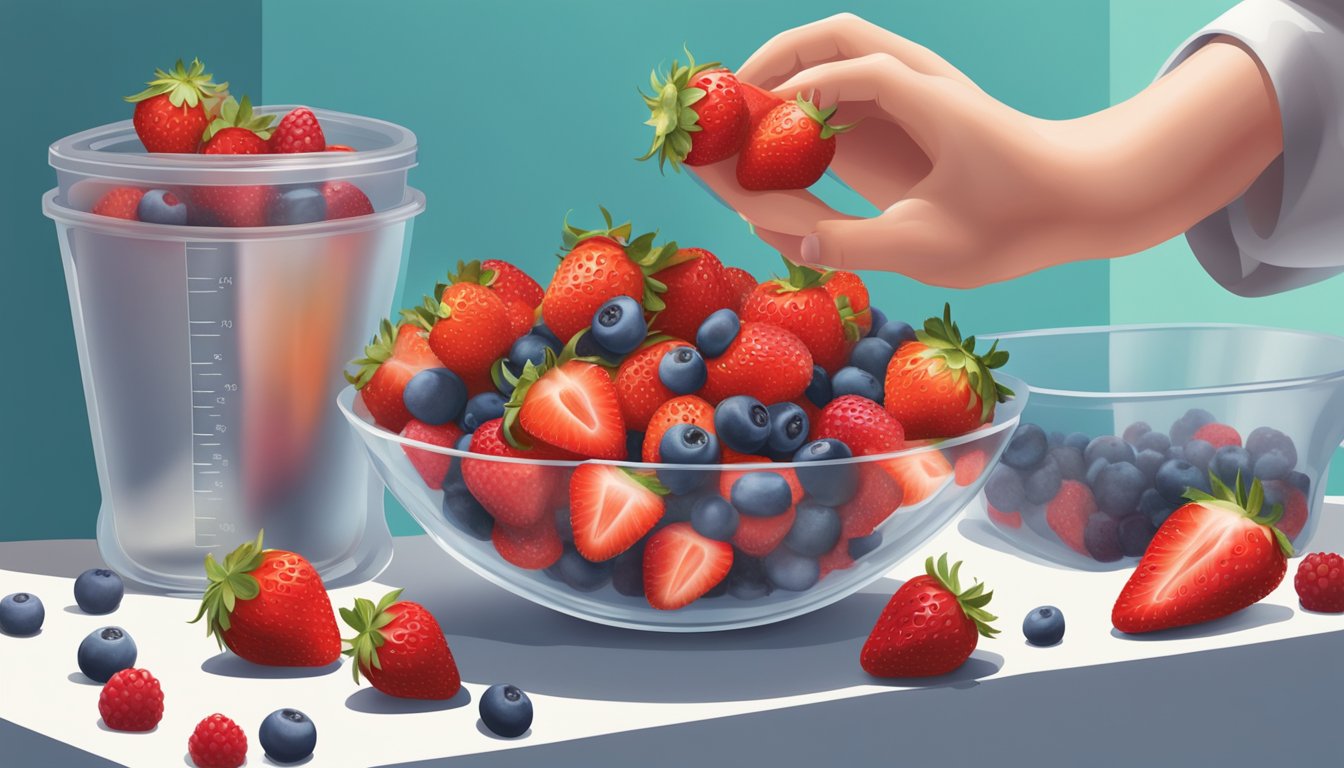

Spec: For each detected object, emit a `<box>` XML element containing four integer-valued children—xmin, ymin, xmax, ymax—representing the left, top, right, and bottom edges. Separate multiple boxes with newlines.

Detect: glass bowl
<box><xmin>973</xmin><ymin>324</ymin><xmax>1344</xmax><ymax>570</ymax></box>
<box><xmin>337</xmin><ymin>377</ymin><xmax>1026</xmax><ymax>632</ymax></box>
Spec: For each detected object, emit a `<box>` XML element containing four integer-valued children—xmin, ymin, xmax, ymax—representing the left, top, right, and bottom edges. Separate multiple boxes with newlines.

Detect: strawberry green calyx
<box><xmin>202</xmin><ymin>95</ymin><xmax>275</xmax><ymax>142</ymax></box>
<box><xmin>125</xmin><ymin>58</ymin><xmax>227</xmax><ymax>107</ymax></box>
<box><xmin>444</xmin><ymin>260</ymin><xmax>496</xmax><ymax>289</ymax></box>
<box><xmin>926</xmin><ymin>553</ymin><xmax>999</xmax><ymax>638</ymax></box>
<box><xmin>914</xmin><ymin>303</ymin><xmax>1014</xmax><ymax>422</ymax></box>
<box><xmin>559</xmin><ymin>207</ymin><xmax>689</xmax><ymax>313</ymax></box>
<box><xmin>767</xmin><ymin>254</ymin><xmax>834</xmax><ymax>294</ymax></box>
<box><xmin>189</xmin><ymin>530</ymin><xmax>266</xmax><ymax>649</ymax></box>
<box><xmin>795</xmin><ymin>93</ymin><xmax>855</xmax><ymax>140</ymax></box>
<box><xmin>833</xmin><ymin>294</ymin><xmax>863</xmax><ymax>343</ymax></box>
<box><xmin>1184</xmin><ymin>473</ymin><xmax>1295</xmax><ymax>557</ymax></box>
<box><xmin>638</xmin><ymin>48</ymin><xmax>721</xmax><ymax>172</ymax></box>
<box><xmin>339</xmin><ymin>588</ymin><xmax>405</xmax><ymax>684</ymax></box>
<box><xmin>624</xmin><ymin>468</ymin><xmax>671</xmax><ymax>497</ymax></box>
<box><xmin>345</xmin><ymin>318</ymin><xmax>403</xmax><ymax>389</ymax></box>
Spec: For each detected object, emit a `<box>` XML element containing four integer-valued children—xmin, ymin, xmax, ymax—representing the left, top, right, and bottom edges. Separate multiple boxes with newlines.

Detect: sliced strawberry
<box><xmin>644</xmin><ymin>523</ymin><xmax>734</xmax><ymax>610</ymax></box>
<box><xmin>400</xmin><ymin>420</ymin><xmax>463</xmax><ymax>490</ymax></box>
<box><xmin>1045</xmin><ymin>480</ymin><xmax>1094</xmax><ymax>555</ymax></box>
<box><xmin>884</xmin><ymin>450</ymin><xmax>953</xmax><ymax>506</ymax></box>
<box><xmin>462</xmin><ymin>419</ymin><xmax>558</xmax><ymax>527</ymax></box>
<box><xmin>517</xmin><ymin>360</ymin><xmax>625</xmax><ymax>459</ymax></box>
<box><xmin>839</xmin><ymin>464</ymin><xmax>904</xmax><ymax>538</ymax></box>
<box><xmin>492</xmin><ymin>517</ymin><xmax>563</xmax><ymax>570</ymax></box>
<box><xmin>346</xmin><ymin>321</ymin><xmax>442</xmax><ymax>433</ymax></box>
<box><xmin>569</xmin><ymin>464</ymin><xmax>667</xmax><ymax>561</ymax></box>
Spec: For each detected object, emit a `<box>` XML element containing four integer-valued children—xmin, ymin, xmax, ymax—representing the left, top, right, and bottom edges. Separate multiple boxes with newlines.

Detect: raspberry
<box><xmin>98</xmin><ymin>668</ymin><xmax>163</xmax><ymax>732</ymax></box>
<box><xmin>1295</xmin><ymin>552</ymin><xmax>1344</xmax><ymax>613</ymax></box>
<box><xmin>188</xmin><ymin>713</ymin><xmax>248</xmax><ymax>768</ymax></box>
<box><xmin>1046</xmin><ymin>480</ymin><xmax>1096</xmax><ymax>556</ymax></box>
<box><xmin>1191</xmin><ymin>423</ymin><xmax>1241</xmax><ymax>450</ymax></box>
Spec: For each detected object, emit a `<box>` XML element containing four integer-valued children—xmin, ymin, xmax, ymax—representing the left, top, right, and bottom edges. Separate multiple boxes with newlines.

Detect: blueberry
<box><xmin>590</xmin><ymin>296</ymin><xmax>645</xmax><ymax>356</ymax></box>
<box><xmin>548</xmin><ymin>547</ymin><xmax>612</xmax><ymax>592</ymax></box>
<box><xmin>1288</xmin><ymin>470</ymin><xmax>1311</xmax><ymax>495</ymax></box>
<box><xmin>715</xmin><ymin>395</ymin><xmax>771</xmax><ymax>453</ymax></box>
<box><xmin>727</xmin><ymin>556</ymin><xmax>772</xmax><ymax>600</ymax></box>
<box><xmin>663</xmin><ymin>491</ymin><xmax>702</xmax><ymax>524</ymax></box>
<box><xmin>984</xmin><ymin>465</ymin><xmax>1026</xmax><ymax>513</ymax></box>
<box><xmin>1122</xmin><ymin>421</ymin><xmax>1151</xmax><ymax>445</ymax></box>
<box><xmin>1212</xmin><ymin>446</ymin><xmax>1252</xmax><ymax>487</ymax></box>
<box><xmin>552</xmin><ymin>504</ymin><xmax>574</xmax><ymax>544</ymax></box>
<box><xmin>1020</xmin><ymin>502</ymin><xmax>1054</xmax><ymax>541</ymax></box>
<box><xmin>875</xmin><ymin>320</ymin><xmax>916</xmax><ymax>350</ymax></box>
<box><xmin>74</xmin><ymin>569</ymin><xmax>124</xmax><ymax>615</ymax></box>
<box><xmin>1093</xmin><ymin>462</ymin><xmax>1146</xmax><ymax>518</ymax></box>
<box><xmin>1050</xmin><ymin>446</ymin><xmax>1086</xmax><ymax>481</ymax></box>
<box><xmin>792</xmin><ymin>439</ymin><xmax>858</xmax><ymax>506</ymax></box>
<box><xmin>1138</xmin><ymin>487</ymin><xmax>1178</xmax><ymax>528</ymax></box>
<box><xmin>531</xmin><ymin>322</ymin><xmax>562</xmax><ymax>348</ymax></box>
<box><xmin>612</xmin><ymin>548</ymin><xmax>645</xmax><ymax>597</ymax></box>
<box><xmin>1047</xmin><ymin>431</ymin><xmax>1065</xmax><ymax>448</ymax></box>
<box><xmin>731</xmin><ymin>471</ymin><xmax>793</xmax><ymax>517</ymax></box>
<box><xmin>1154</xmin><ymin>459</ymin><xmax>1209</xmax><ymax>503</ymax></box>
<box><xmin>696</xmin><ymin>308</ymin><xmax>740</xmax><ymax>358</ymax></box>
<box><xmin>1135</xmin><ymin>449</ymin><xmax>1167</xmax><ymax>483</ymax></box>
<box><xmin>509</xmin><ymin>334</ymin><xmax>560</xmax><ymax>370</ymax></box>
<box><xmin>77</xmin><ymin>626</ymin><xmax>137</xmax><ymax>683</ymax></box>
<box><xmin>1169</xmin><ymin>408</ymin><xmax>1216</xmax><ymax>447</ymax></box>
<box><xmin>804</xmin><ymin>365</ymin><xmax>833</xmax><ymax>408</ymax></box>
<box><xmin>763</xmin><ymin>548</ymin><xmax>820</xmax><ymax>592</ymax></box>
<box><xmin>1135</xmin><ymin>430</ymin><xmax>1171</xmax><ymax>455</ymax></box>
<box><xmin>438</xmin><ymin>483</ymin><xmax>490</xmax><ymax>539</ymax></box>
<box><xmin>1085</xmin><ymin>435</ymin><xmax>1135</xmax><ymax>466</ymax></box>
<box><xmin>1002</xmin><ymin>424</ymin><xmax>1048</xmax><ymax>470</ymax></box>
<box><xmin>691</xmin><ymin>496</ymin><xmax>739</xmax><ymax>541</ymax></box>
<box><xmin>442</xmin><ymin>433</ymin><xmax>473</xmax><ymax>487</ymax></box>
<box><xmin>1118</xmin><ymin>515</ymin><xmax>1157</xmax><ymax>557</ymax></box>
<box><xmin>849</xmin><ymin>337</ymin><xmax>894</xmax><ymax>382</ymax></box>
<box><xmin>259</xmin><ymin>708</ymin><xmax>317</xmax><ymax>764</ymax></box>
<box><xmin>1085</xmin><ymin>458</ymin><xmax>1109</xmax><ymax>487</ymax></box>
<box><xmin>784</xmin><ymin>500</ymin><xmax>842</xmax><ymax>557</ymax></box>
<box><xmin>460</xmin><ymin>392</ymin><xmax>506</xmax><ymax>433</ymax></box>
<box><xmin>866</xmin><ymin>308</ymin><xmax>888</xmax><ymax>337</ymax></box>
<box><xmin>268</xmin><ymin>185</ymin><xmax>327</xmax><ymax>226</ymax></box>
<box><xmin>403</xmin><ymin>368</ymin><xmax>467</xmax><ymax>425</ymax></box>
<box><xmin>1060</xmin><ymin>432</ymin><xmax>1089</xmax><ymax>452</ymax></box>
<box><xmin>848</xmin><ymin>530</ymin><xmax>882</xmax><ymax>560</ymax></box>
<box><xmin>1182</xmin><ymin>439</ymin><xmax>1215</xmax><ymax>471</ymax></box>
<box><xmin>0</xmin><ymin>593</ymin><xmax>44</xmax><ymax>636</ymax></box>
<box><xmin>1246</xmin><ymin>426</ymin><xmax>1297</xmax><ymax>468</ymax></box>
<box><xmin>1252</xmin><ymin>450</ymin><xmax>1292</xmax><ymax>481</ymax></box>
<box><xmin>656</xmin><ymin>424</ymin><xmax>720</xmax><ymax>494</ymax></box>
<box><xmin>136</xmin><ymin>188</ymin><xmax>188</xmax><ymax>225</ymax></box>
<box><xmin>1022</xmin><ymin>456</ymin><xmax>1063</xmax><ymax>505</ymax></box>
<box><xmin>626</xmin><ymin>431</ymin><xmax>645</xmax><ymax>463</ymax></box>
<box><xmin>480</xmin><ymin>684</ymin><xmax>533</xmax><ymax>738</ymax></box>
<box><xmin>765</xmin><ymin>402</ymin><xmax>809</xmax><ymax>458</ymax></box>
<box><xmin>1083</xmin><ymin>515</ymin><xmax>1123</xmax><ymax>562</ymax></box>
<box><xmin>1167</xmin><ymin>445</ymin><xmax>1185</xmax><ymax>462</ymax></box>
<box><xmin>1022</xmin><ymin>606</ymin><xmax>1065</xmax><ymax>647</ymax></box>
<box><xmin>659</xmin><ymin>346</ymin><xmax>707</xmax><ymax>394</ymax></box>
<box><xmin>831</xmin><ymin>366</ymin><xmax>883</xmax><ymax>404</ymax></box>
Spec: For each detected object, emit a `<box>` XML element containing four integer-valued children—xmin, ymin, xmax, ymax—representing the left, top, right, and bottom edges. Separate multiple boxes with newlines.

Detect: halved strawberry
<box><xmin>569</xmin><ymin>464</ymin><xmax>667</xmax><ymax>561</ymax></box>
<box><xmin>732</xmin><ymin>509</ymin><xmax>797</xmax><ymax>557</ymax></box>
<box><xmin>643</xmin><ymin>523</ymin><xmax>734</xmax><ymax>610</ymax></box>
<box><xmin>492</xmin><ymin>517</ymin><xmax>563</xmax><ymax>570</ymax></box>
<box><xmin>510</xmin><ymin>359</ymin><xmax>625</xmax><ymax>460</ymax></box>
<box><xmin>839</xmin><ymin>464</ymin><xmax>904</xmax><ymax>539</ymax></box>
<box><xmin>461</xmin><ymin>418</ymin><xmax>559</xmax><ymax>527</ymax></box>
<box><xmin>346</xmin><ymin>320</ymin><xmax>442</xmax><ymax>433</ymax></box>
<box><xmin>885</xmin><ymin>450</ymin><xmax>953</xmax><ymax>506</ymax></box>
<box><xmin>400</xmin><ymin>420</ymin><xmax>463</xmax><ymax>490</ymax></box>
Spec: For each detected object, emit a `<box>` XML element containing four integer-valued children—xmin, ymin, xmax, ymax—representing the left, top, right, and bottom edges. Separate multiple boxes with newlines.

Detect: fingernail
<box><xmin>800</xmin><ymin>233</ymin><xmax>820</xmax><ymax>264</ymax></box>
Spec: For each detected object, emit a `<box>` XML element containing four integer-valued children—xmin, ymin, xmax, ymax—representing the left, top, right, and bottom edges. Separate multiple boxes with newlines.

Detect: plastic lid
<box><xmin>48</xmin><ymin>106</ymin><xmax>417</xmax><ymax>186</ymax></box>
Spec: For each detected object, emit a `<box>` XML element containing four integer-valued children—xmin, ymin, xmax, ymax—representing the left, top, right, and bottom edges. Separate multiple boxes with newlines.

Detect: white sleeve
<box><xmin>1157</xmin><ymin>0</ymin><xmax>1344</xmax><ymax>296</ymax></box>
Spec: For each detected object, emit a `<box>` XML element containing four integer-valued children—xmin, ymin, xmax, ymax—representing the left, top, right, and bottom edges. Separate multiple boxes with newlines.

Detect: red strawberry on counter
<box><xmin>639</xmin><ymin>50</ymin><xmax>750</xmax><ymax>170</ymax></box>
<box><xmin>861</xmin><ymin>554</ymin><xmax>999</xmax><ymax>677</ymax></box>
<box><xmin>885</xmin><ymin>304</ymin><xmax>1013</xmax><ymax>440</ymax></box>
<box><xmin>124</xmin><ymin>58</ymin><xmax>227</xmax><ymax>153</ymax></box>
<box><xmin>643</xmin><ymin>522</ymin><xmax>734</xmax><ymax>610</ymax></box>
<box><xmin>650</xmin><ymin>247</ymin><xmax>733</xmax><ymax>341</ymax></box>
<box><xmin>341</xmin><ymin>588</ymin><xmax>461</xmax><ymax>700</ymax></box>
<box><xmin>1112</xmin><ymin>474</ymin><xmax>1292</xmax><ymax>634</ymax></box>
<box><xmin>345</xmin><ymin>319</ymin><xmax>441</xmax><ymax>433</ymax></box>
<box><xmin>322</xmin><ymin>181</ymin><xmax>374</xmax><ymax>219</ymax></box>
<box><xmin>510</xmin><ymin>358</ymin><xmax>626</xmax><ymax>460</ymax></box>
<box><xmin>462</xmin><ymin>418</ymin><xmax>560</xmax><ymax>528</ymax></box>
<box><xmin>702</xmin><ymin>321</ymin><xmax>813</xmax><ymax>405</ymax></box>
<box><xmin>736</xmin><ymin>95</ymin><xmax>853</xmax><ymax>191</ymax></box>
<box><xmin>92</xmin><ymin>187</ymin><xmax>145</xmax><ymax>220</ymax></box>
<box><xmin>189</xmin><ymin>531</ymin><xmax>342</xmax><ymax>666</ymax></box>
<box><xmin>741</xmin><ymin>257</ymin><xmax>858</xmax><ymax>373</ymax></box>
<box><xmin>570</xmin><ymin>464</ymin><xmax>668</xmax><ymax>561</ymax></box>
<box><xmin>405</xmin><ymin>261</ymin><xmax>514</xmax><ymax>393</ymax></box>
<box><xmin>269</xmin><ymin>106</ymin><xmax>326</xmax><ymax>153</ymax></box>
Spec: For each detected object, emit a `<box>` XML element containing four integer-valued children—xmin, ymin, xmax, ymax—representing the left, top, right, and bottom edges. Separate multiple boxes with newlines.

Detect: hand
<box><xmin>692</xmin><ymin>14</ymin><xmax>1282</xmax><ymax>288</ymax></box>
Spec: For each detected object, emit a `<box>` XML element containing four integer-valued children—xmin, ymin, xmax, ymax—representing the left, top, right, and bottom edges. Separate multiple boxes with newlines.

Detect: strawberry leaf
<box><xmin>188</xmin><ymin>530</ymin><xmax>268</xmax><ymax>650</ymax></box>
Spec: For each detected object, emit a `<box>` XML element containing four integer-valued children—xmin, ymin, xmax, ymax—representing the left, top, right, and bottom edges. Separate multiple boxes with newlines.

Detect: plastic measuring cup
<box><xmin>44</xmin><ymin>108</ymin><xmax>423</xmax><ymax>593</ymax></box>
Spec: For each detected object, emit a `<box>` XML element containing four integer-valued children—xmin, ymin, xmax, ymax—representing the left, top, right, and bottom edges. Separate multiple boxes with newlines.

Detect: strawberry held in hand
<box><xmin>342</xmin><ymin>588</ymin><xmax>461</xmax><ymax>700</ymax></box>
<box><xmin>736</xmin><ymin>95</ymin><xmax>854</xmax><ymax>191</ymax></box>
<box><xmin>1112</xmin><ymin>474</ymin><xmax>1292</xmax><ymax>634</ymax></box>
<box><xmin>190</xmin><ymin>531</ymin><xmax>341</xmax><ymax>666</ymax></box>
<box><xmin>861</xmin><ymin>554</ymin><xmax>998</xmax><ymax>678</ymax></box>
<box><xmin>640</xmin><ymin>49</ymin><xmax>750</xmax><ymax>171</ymax></box>
<box><xmin>125</xmin><ymin>58</ymin><xmax>227</xmax><ymax>153</ymax></box>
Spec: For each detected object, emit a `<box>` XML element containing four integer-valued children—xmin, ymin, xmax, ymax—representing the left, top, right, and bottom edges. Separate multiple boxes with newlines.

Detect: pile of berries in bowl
<box><xmin>973</xmin><ymin>323</ymin><xmax>1344</xmax><ymax>570</ymax></box>
<box><xmin>338</xmin><ymin>209</ymin><xmax>1026</xmax><ymax>631</ymax></box>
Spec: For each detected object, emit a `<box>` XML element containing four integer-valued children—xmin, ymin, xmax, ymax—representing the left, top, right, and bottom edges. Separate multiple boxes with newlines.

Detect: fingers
<box><xmin>753</xmin><ymin>226</ymin><xmax>806</xmax><ymax>263</ymax></box>
<box><xmin>688</xmin><ymin>159</ymin><xmax>858</xmax><ymax>237</ymax></box>
<box><xmin>739</xmin><ymin>13</ymin><xmax>975</xmax><ymax>90</ymax></box>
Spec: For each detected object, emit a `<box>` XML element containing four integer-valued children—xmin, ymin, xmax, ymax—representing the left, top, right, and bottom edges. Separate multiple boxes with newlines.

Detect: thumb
<box><xmin>800</xmin><ymin>199</ymin><xmax>978</xmax><ymax>286</ymax></box>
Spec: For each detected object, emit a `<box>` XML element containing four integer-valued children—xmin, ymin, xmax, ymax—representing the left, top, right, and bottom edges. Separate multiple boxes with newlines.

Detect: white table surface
<box><xmin>3</xmin><ymin>496</ymin><xmax>1343</xmax><ymax>768</ymax></box>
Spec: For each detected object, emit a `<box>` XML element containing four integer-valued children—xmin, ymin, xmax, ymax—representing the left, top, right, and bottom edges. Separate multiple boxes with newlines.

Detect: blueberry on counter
<box><xmin>792</xmin><ymin>439</ymin><xmax>858</xmax><ymax>506</ymax></box>
<box><xmin>831</xmin><ymin>366</ymin><xmax>883</xmax><ymax>403</ymax></box>
<box><xmin>804</xmin><ymin>365</ymin><xmax>833</xmax><ymax>408</ymax></box>
<box><xmin>730</xmin><ymin>472</ymin><xmax>793</xmax><ymax>517</ymax></box>
<box><xmin>765</xmin><ymin>402</ymin><xmax>809</xmax><ymax>458</ymax></box>
<box><xmin>763</xmin><ymin>548</ymin><xmax>820</xmax><ymax>592</ymax></box>
<box><xmin>77</xmin><ymin>626</ymin><xmax>137</xmax><ymax>683</ymax></box>
<box><xmin>696</xmin><ymin>308</ymin><xmax>740</xmax><ymax>358</ymax></box>
<box><xmin>783</xmin><ymin>500</ymin><xmax>842</xmax><ymax>557</ymax></box>
<box><xmin>659</xmin><ymin>346</ymin><xmax>707</xmax><ymax>394</ymax></box>
<box><xmin>460</xmin><ymin>392</ymin><xmax>506</xmax><ymax>433</ymax></box>
<box><xmin>0</xmin><ymin>592</ymin><xmax>44</xmax><ymax>636</ymax></box>
<box><xmin>1002</xmin><ymin>423</ymin><xmax>1048</xmax><ymax>470</ymax></box>
<box><xmin>480</xmin><ymin>684</ymin><xmax>533</xmax><ymax>738</ymax></box>
<box><xmin>268</xmin><ymin>185</ymin><xmax>327</xmax><ymax>226</ymax></box>
<box><xmin>1093</xmin><ymin>462</ymin><xmax>1146</xmax><ymax>519</ymax></box>
<box><xmin>691</xmin><ymin>496</ymin><xmax>739</xmax><ymax>542</ymax></box>
<box><xmin>715</xmin><ymin>395</ymin><xmax>771</xmax><ymax>454</ymax></box>
<box><xmin>74</xmin><ymin>568</ymin><xmax>124</xmax><ymax>615</ymax></box>
<box><xmin>403</xmin><ymin>368</ymin><xmax>467</xmax><ymax>426</ymax></box>
<box><xmin>849</xmin><ymin>337</ymin><xmax>894</xmax><ymax>382</ymax></box>
<box><xmin>137</xmin><ymin>188</ymin><xmax>189</xmax><ymax>225</ymax></box>
<box><xmin>1023</xmin><ymin>606</ymin><xmax>1066</xmax><ymax>646</ymax></box>
<box><xmin>1085</xmin><ymin>435</ymin><xmax>1135</xmax><ymax>467</ymax></box>
<box><xmin>259</xmin><ymin>708</ymin><xmax>318</xmax><ymax>764</ymax></box>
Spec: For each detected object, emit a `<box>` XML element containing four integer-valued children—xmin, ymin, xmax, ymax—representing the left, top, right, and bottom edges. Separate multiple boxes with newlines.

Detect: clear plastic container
<box><xmin>971</xmin><ymin>324</ymin><xmax>1344</xmax><ymax>570</ymax></box>
<box><xmin>44</xmin><ymin>110</ymin><xmax>423</xmax><ymax>593</ymax></box>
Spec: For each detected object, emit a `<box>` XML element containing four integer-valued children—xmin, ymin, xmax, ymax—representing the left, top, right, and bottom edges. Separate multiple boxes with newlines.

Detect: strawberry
<box><xmin>1267</xmin><ymin>481</ymin><xmax>1308</xmax><ymax>539</ymax></box>
<box><xmin>92</xmin><ymin>187</ymin><xmax>144</xmax><ymax>220</ymax></box>
<box><xmin>718</xmin><ymin>461</ymin><xmax>805</xmax><ymax>507</ymax></box>
<box><xmin>639</xmin><ymin>51</ymin><xmax>749</xmax><ymax>170</ymax></box>
<box><xmin>884</xmin><ymin>304</ymin><xmax>1013</xmax><ymax>440</ymax></box>
<box><xmin>569</xmin><ymin>464</ymin><xmax>668</xmax><ymax>561</ymax></box>
<box><xmin>861</xmin><ymin>554</ymin><xmax>998</xmax><ymax>678</ymax></box>
<box><xmin>492</xmin><ymin>517</ymin><xmax>564</xmax><ymax>570</ymax></box>
<box><xmin>617</xmin><ymin>339</ymin><xmax>690</xmax><ymax>432</ymax></box>
<box><xmin>462</xmin><ymin>418</ymin><xmax>559</xmax><ymax>527</ymax></box>
<box><xmin>322</xmin><ymin>181</ymin><xmax>374</xmax><ymax>219</ymax></box>
<box><xmin>510</xmin><ymin>358</ymin><xmax>626</xmax><ymax>459</ymax></box>
<box><xmin>199</xmin><ymin>96</ymin><xmax>274</xmax><ymax>155</ymax></box>
<box><xmin>189</xmin><ymin>531</ymin><xmax>341</xmax><ymax>666</ymax></box>
<box><xmin>1111</xmin><ymin>475</ymin><xmax>1293</xmax><ymax>634</ymax></box>
<box><xmin>643</xmin><ymin>522</ymin><xmax>734</xmax><ymax>610</ymax></box>
<box><xmin>124</xmin><ymin>58</ymin><xmax>227</xmax><ymax>153</ymax></box>
<box><xmin>736</xmin><ymin>95</ymin><xmax>853</xmax><ymax>191</ymax></box>
<box><xmin>818</xmin><ymin>536</ymin><xmax>855</xmax><ymax>579</ymax></box>
<box><xmin>733</xmin><ymin>510</ymin><xmax>797</xmax><ymax>558</ymax></box>
<box><xmin>326</xmin><ymin>144</ymin><xmax>356</xmax><ymax>152</ymax></box>
<box><xmin>341</xmin><ymin>588</ymin><xmax>461</xmax><ymax>699</ymax></box>
<box><xmin>642</xmin><ymin>395</ymin><xmax>716</xmax><ymax>462</ymax></box>
<box><xmin>501</xmin><ymin>300</ymin><xmax>536</xmax><ymax>338</ymax></box>
<box><xmin>98</xmin><ymin>668</ymin><xmax>164</xmax><ymax>732</ymax></box>
<box><xmin>741</xmin><ymin>82</ymin><xmax>784</xmax><ymax>126</ymax></box>
<box><xmin>722</xmin><ymin>266</ymin><xmax>757</xmax><ymax>313</ymax></box>
<box><xmin>1191</xmin><ymin>422</ymin><xmax>1242</xmax><ymax>450</ymax></box>
<box><xmin>190</xmin><ymin>96</ymin><xmax>277</xmax><ymax>226</ymax></box>
<box><xmin>1295</xmin><ymin>552</ymin><xmax>1344</xmax><ymax>613</ymax></box>
<box><xmin>1045</xmin><ymin>479</ymin><xmax>1095</xmax><ymax>555</ymax></box>
<box><xmin>702</xmin><ymin>321</ymin><xmax>813</xmax><ymax>405</ymax></box>
<box><xmin>823</xmin><ymin>270</ymin><xmax>873</xmax><ymax>336</ymax></box>
<box><xmin>405</xmin><ymin>261</ymin><xmax>514</xmax><ymax>393</ymax></box>
<box><xmin>986</xmin><ymin>503</ymin><xmax>1023</xmax><ymax>530</ymax></box>
<box><xmin>345</xmin><ymin>319</ymin><xmax>441</xmax><ymax>432</ymax></box>
<box><xmin>190</xmin><ymin>183</ymin><xmax>274</xmax><ymax>227</ymax></box>
<box><xmin>840</xmin><ymin>465</ymin><xmax>904</xmax><ymax>538</ymax></box>
<box><xmin>482</xmin><ymin>259</ymin><xmax>544</xmax><ymax>310</ymax></box>
<box><xmin>543</xmin><ymin>208</ymin><xmax>681</xmax><ymax>342</ymax></box>
<box><xmin>813</xmin><ymin>395</ymin><xmax>905</xmax><ymax>456</ymax></box>
<box><xmin>188</xmin><ymin>714</ymin><xmax>247</xmax><ymax>768</ymax></box>
<box><xmin>650</xmin><ymin>247</ymin><xmax>733</xmax><ymax>341</ymax></box>
<box><xmin>269</xmin><ymin>106</ymin><xmax>326</xmax><ymax>153</ymax></box>
<box><xmin>400</xmin><ymin>419</ymin><xmax>463</xmax><ymax>490</ymax></box>
<box><xmin>741</xmin><ymin>258</ymin><xmax>858</xmax><ymax>373</ymax></box>
<box><xmin>953</xmin><ymin>448</ymin><xmax>987</xmax><ymax>486</ymax></box>
<box><xmin>885</xmin><ymin>450</ymin><xmax>953</xmax><ymax>506</ymax></box>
